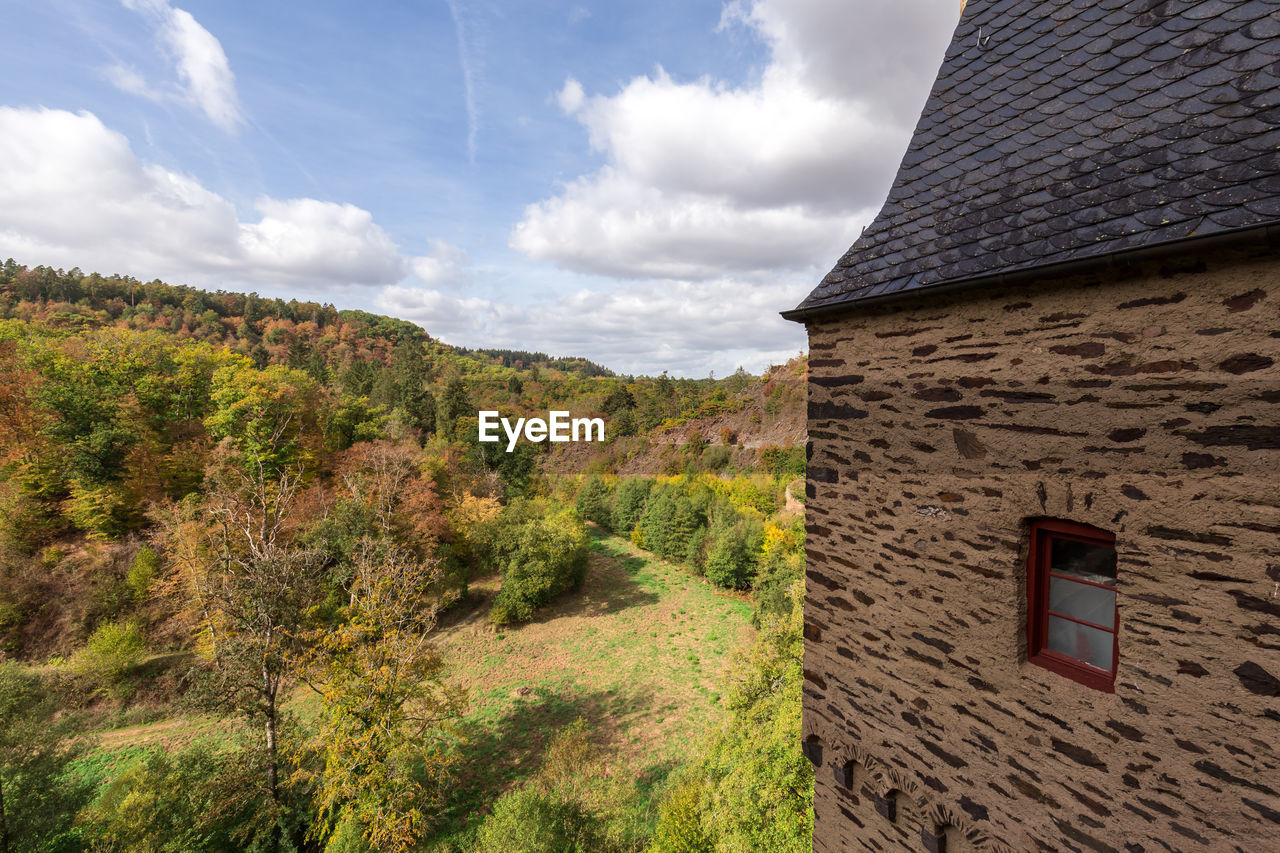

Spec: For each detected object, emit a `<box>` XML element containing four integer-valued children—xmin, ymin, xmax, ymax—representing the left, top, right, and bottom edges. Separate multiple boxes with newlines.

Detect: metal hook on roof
<box><xmin>976</xmin><ymin>26</ymin><xmax>991</xmax><ymax>49</ymax></box>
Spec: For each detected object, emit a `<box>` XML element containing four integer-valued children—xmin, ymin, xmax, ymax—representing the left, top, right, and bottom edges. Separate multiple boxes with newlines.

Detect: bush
<box><xmin>475</xmin><ymin>787</ymin><xmax>600</xmax><ymax>853</ymax></box>
<box><xmin>0</xmin><ymin>478</ymin><xmax>64</xmax><ymax>553</ymax></box>
<box><xmin>127</xmin><ymin>546</ymin><xmax>161</xmax><ymax>602</ymax></box>
<box><xmin>324</xmin><ymin>814</ymin><xmax>375</xmax><ymax>852</ymax></box>
<box><xmin>63</xmin><ymin>479</ymin><xmax>140</xmax><ymax>539</ymax></box>
<box><xmin>489</xmin><ymin>507</ymin><xmax>590</xmax><ymax>625</ymax></box>
<box><xmin>759</xmin><ymin>445</ymin><xmax>805</xmax><ymax>480</ymax></box>
<box><xmin>701</xmin><ymin>445</ymin><xmax>731</xmax><ymax>472</ymax></box>
<box><xmin>86</xmin><ymin>742</ymin><xmax>273</xmax><ymax>852</ymax></box>
<box><xmin>72</xmin><ymin>619</ymin><xmax>145</xmax><ymax>694</ymax></box>
<box><xmin>611</xmin><ymin>478</ymin><xmax>651</xmax><ymax>534</ymax></box>
<box><xmin>0</xmin><ymin>662</ymin><xmax>93</xmax><ymax>852</ymax></box>
<box><xmin>649</xmin><ymin>776</ymin><xmax>713</xmax><ymax>853</ymax></box>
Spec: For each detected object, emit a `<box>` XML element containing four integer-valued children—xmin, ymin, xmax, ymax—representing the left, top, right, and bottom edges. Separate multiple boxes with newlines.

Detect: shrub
<box><xmin>0</xmin><ymin>662</ymin><xmax>93</xmax><ymax>852</ymax></box>
<box><xmin>701</xmin><ymin>445</ymin><xmax>731</xmax><ymax>472</ymax></box>
<box><xmin>474</xmin><ymin>787</ymin><xmax>599</xmax><ymax>853</ymax></box>
<box><xmin>649</xmin><ymin>583</ymin><xmax>811</xmax><ymax>852</ymax></box>
<box><xmin>683</xmin><ymin>430</ymin><xmax>706</xmax><ymax>456</ymax></box>
<box><xmin>127</xmin><ymin>546</ymin><xmax>161</xmax><ymax>602</ymax></box>
<box><xmin>86</xmin><ymin>742</ymin><xmax>272</xmax><ymax>852</ymax></box>
<box><xmin>648</xmin><ymin>776</ymin><xmax>713</xmax><ymax>853</ymax></box>
<box><xmin>0</xmin><ymin>481</ymin><xmax>63</xmax><ymax>553</ymax></box>
<box><xmin>759</xmin><ymin>445</ymin><xmax>805</xmax><ymax>480</ymax></box>
<box><xmin>753</xmin><ymin>548</ymin><xmax>804</xmax><ymax>623</ymax></box>
<box><xmin>323</xmin><ymin>813</ymin><xmax>375</xmax><ymax>852</ymax></box>
<box><xmin>721</xmin><ymin>475</ymin><xmax>778</xmax><ymax>516</ymax></box>
<box><xmin>72</xmin><ymin>619</ymin><xmax>145</xmax><ymax>694</ymax></box>
<box><xmin>63</xmin><ymin>479</ymin><xmax>140</xmax><ymax>539</ymax></box>
<box><xmin>489</xmin><ymin>508</ymin><xmax>590</xmax><ymax>625</ymax></box>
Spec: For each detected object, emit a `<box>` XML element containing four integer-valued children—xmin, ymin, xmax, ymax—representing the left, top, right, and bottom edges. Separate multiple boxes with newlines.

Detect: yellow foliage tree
<box><xmin>298</xmin><ymin>541</ymin><xmax>466</xmax><ymax>852</ymax></box>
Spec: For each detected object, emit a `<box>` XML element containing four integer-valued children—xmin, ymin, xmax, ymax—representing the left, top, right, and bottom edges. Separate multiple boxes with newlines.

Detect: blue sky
<box><xmin>0</xmin><ymin>0</ymin><xmax>958</xmax><ymax>375</ymax></box>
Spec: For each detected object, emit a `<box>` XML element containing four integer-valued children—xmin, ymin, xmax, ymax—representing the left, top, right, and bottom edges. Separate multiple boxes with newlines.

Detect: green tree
<box><xmin>205</xmin><ymin>362</ymin><xmax>321</xmax><ymax>473</ymax></box>
<box><xmin>185</xmin><ymin>444</ymin><xmax>325</xmax><ymax>848</ymax></box>
<box><xmin>487</xmin><ymin>507</ymin><xmax>589</xmax><ymax>625</ymax></box>
<box><xmin>702</xmin><ymin>510</ymin><xmax>763</xmax><ymax>590</ymax></box>
<box><xmin>600</xmin><ymin>386</ymin><xmax>636</xmax><ymax>437</ymax></box>
<box><xmin>636</xmin><ymin>485</ymin><xmax>704</xmax><ymax>564</ymax></box>
<box><xmin>388</xmin><ymin>343</ymin><xmax>435</xmax><ymax>435</ymax></box>
<box><xmin>611</xmin><ymin>478</ymin><xmax>650</xmax><ymax>537</ymax></box>
<box><xmin>574</xmin><ymin>476</ymin><xmax>614</xmax><ymax>530</ymax></box>
<box><xmin>435</xmin><ymin>377</ymin><xmax>471</xmax><ymax>441</ymax></box>
<box><xmin>753</xmin><ymin>547</ymin><xmax>803</xmax><ymax>624</ymax></box>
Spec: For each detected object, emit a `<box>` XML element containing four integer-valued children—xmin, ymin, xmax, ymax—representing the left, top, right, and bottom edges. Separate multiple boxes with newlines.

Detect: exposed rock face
<box><xmin>801</xmin><ymin>245</ymin><xmax>1280</xmax><ymax>852</ymax></box>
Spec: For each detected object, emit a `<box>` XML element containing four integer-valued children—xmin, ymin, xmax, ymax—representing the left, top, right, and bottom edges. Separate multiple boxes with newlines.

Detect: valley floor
<box><xmin>73</xmin><ymin>526</ymin><xmax>755</xmax><ymax>846</ymax></box>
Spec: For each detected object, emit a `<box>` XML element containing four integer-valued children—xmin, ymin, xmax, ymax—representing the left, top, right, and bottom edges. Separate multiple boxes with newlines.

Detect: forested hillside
<box><xmin>0</xmin><ymin>261</ymin><xmax>809</xmax><ymax>853</ymax></box>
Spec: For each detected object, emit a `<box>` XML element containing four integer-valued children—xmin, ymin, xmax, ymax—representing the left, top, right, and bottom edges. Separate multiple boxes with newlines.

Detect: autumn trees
<box><xmin>130</xmin><ymin>336</ymin><xmax>464</xmax><ymax>850</ymax></box>
<box><xmin>0</xmin><ymin>261</ymin><xmax>816</xmax><ymax>852</ymax></box>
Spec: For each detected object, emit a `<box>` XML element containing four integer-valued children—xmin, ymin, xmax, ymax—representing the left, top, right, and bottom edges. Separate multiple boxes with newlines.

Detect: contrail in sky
<box><xmin>446</xmin><ymin>0</ymin><xmax>478</xmax><ymax>164</ymax></box>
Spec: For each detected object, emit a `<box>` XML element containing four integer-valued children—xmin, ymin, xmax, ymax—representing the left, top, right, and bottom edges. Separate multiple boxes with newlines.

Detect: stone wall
<box><xmin>801</xmin><ymin>244</ymin><xmax>1280</xmax><ymax>853</ymax></box>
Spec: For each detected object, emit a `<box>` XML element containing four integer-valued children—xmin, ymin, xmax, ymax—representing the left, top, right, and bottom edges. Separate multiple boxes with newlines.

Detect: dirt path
<box><xmin>94</xmin><ymin>715</ymin><xmax>220</xmax><ymax>751</ymax></box>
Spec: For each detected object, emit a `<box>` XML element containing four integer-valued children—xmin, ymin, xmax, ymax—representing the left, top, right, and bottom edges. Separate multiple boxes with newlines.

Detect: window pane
<box><xmin>1046</xmin><ymin>614</ymin><xmax>1114</xmax><ymax>671</ymax></box>
<box><xmin>1050</xmin><ymin>537</ymin><xmax>1116</xmax><ymax>585</ymax></box>
<box><xmin>1049</xmin><ymin>576</ymin><xmax>1116</xmax><ymax>629</ymax></box>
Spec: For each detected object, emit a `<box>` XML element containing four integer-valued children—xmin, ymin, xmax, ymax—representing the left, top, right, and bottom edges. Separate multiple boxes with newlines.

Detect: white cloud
<box><xmin>556</xmin><ymin>77</ymin><xmax>585</xmax><ymax>115</ymax></box>
<box><xmin>375</xmin><ymin>277</ymin><xmax>809</xmax><ymax>377</ymax></box>
<box><xmin>0</xmin><ymin>107</ymin><xmax>405</xmax><ymax>288</ymax></box>
<box><xmin>117</xmin><ymin>0</ymin><xmax>244</xmax><ymax>132</ymax></box>
<box><xmin>512</xmin><ymin>167</ymin><xmax>869</xmax><ymax>280</ymax></box>
<box><xmin>410</xmin><ymin>240</ymin><xmax>469</xmax><ymax>287</ymax></box>
<box><xmin>102</xmin><ymin>63</ymin><xmax>162</xmax><ymax>101</ymax></box>
<box><xmin>512</xmin><ymin>0</ymin><xmax>958</xmax><ymax>281</ymax></box>
<box><xmin>238</xmin><ymin>199</ymin><xmax>407</xmax><ymax>285</ymax></box>
<box><xmin>720</xmin><ymin>0</ymin><xmax>961</xmax><ymax>122</ymax></box>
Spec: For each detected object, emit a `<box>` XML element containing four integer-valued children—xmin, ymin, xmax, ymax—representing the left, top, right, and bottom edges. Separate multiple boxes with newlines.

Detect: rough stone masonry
<box><xmin>801</xmin><ymin>244</ymin><xmax>1280</xmax><ymax>852</ymax></box>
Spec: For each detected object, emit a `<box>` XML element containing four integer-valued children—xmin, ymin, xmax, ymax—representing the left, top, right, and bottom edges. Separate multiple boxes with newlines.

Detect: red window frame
<box><xmin>1026</xmin><ymin>518</ymin><xmax>1118</xmax><ymax>692</ymax></box>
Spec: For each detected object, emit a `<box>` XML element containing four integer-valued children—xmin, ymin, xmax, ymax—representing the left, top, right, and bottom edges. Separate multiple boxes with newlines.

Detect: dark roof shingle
<box><xmin>788</xmin><ymin>0</ymin><xmax>1280</xmax><ymax>318</ymax></box>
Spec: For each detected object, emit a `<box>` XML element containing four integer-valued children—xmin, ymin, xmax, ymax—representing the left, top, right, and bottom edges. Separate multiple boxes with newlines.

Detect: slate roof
<box><xmin>787</xmin><ymin>0</ymin><xmax>1280</xmax><ymax>319</ymax></box>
